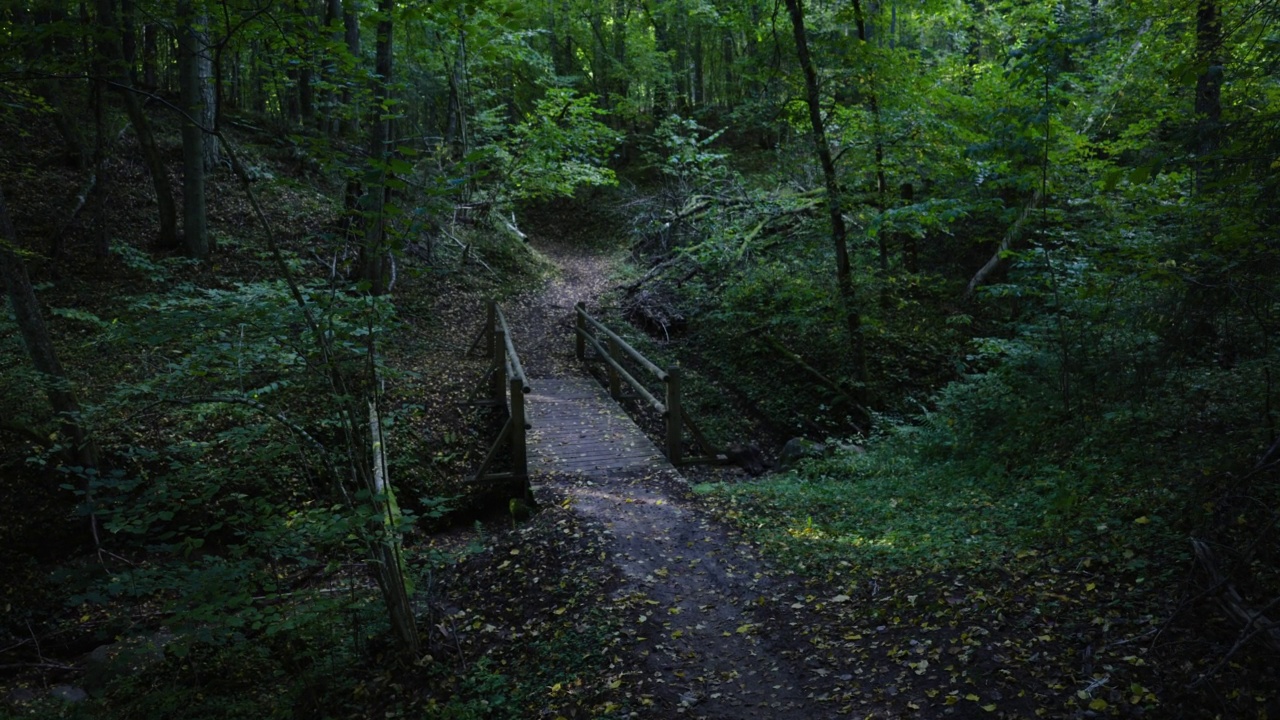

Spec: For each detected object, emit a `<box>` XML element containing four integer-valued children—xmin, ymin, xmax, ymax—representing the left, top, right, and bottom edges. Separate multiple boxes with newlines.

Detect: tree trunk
<box><xmin>611</xmin><ymin>0</ymin><xmax>628</xmax><ymax>114</ymax></box>
<box><xmin>1194</xmin><ymin>0</ymin><xmax>1222</xmax><ymax>190</ymax></box>
<box><xmin>98</xmin><ymin>0</ymin><xmax>177</xmax><ymax>248</ymax></box>
<box><xmin>178</xmin><ymin>0</ymin><xmax>209</xmax><ymax>259</ymax></box>
<box><xmin>38</xmin><ymin>82</ymin><xmax>86</xmax><ymax>169</ymax></box>
<box><xmin>367</xmin><ymin>401</ymin><xmax>420</xmax><ymax>654</ymax></box>
<box><xmin>782</xmin><ymin>0</ymin><xmax>865</xmax><ymax>384</ymax></box>
<box><xmin>342</xmin><ymin>0</ymin><xmax>362</xmax><ymax>135</ymax></box>
<box><xmin>196</xmin><ymin>17</ymin><xmax>219</xmax><ymax>172</ymax></box>
<box><xmin>121</xmin><ymin>0</ymin><xmax>137</xmax><ymax>80</ymax></box>
<box><xmin>142</xmin><ymin>23</ymin><xmax>157</xmax><ymax>88</ymax></box>
<box><xmin>851</xmin><ymin>0</ymin><xmax>890</xmax><ymax>280</ymax></box>
<box><xmin>358</xmin><ymin>0</ymin><xmax>393</xmax><ymax>295</ymax></box>
<box><xmin>0</xmin><ymin>185</ymin><xmax>101</xmax><ymax>479</ymax></box>
<box><xmin>323</xmin><ymin>0</ymin><xmax>343</xmax><ymax>134</ymax></box>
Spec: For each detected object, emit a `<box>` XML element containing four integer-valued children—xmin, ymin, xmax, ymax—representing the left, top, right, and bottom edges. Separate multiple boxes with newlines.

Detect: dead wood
<box><xmin>621</xmin><ymin>255</ymin><xmax>684</xmax><ymax>295</ymax></box>
<box><xmin>963</xmin><ymin>188</ymin><xmax>1043</xmax><ymax>299</ymax></box>
<box><xmin>1191</xmin><ymin>537</ymin><xmax>1280</xmax><ymax>655</ymax></box>
<box><xmin>753</xmin><ymin>331</ymin><xmax>869</xmax><ymax>431</ymax></box>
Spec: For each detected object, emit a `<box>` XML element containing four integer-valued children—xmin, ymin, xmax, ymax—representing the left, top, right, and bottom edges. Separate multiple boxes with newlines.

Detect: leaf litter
<box><xmin>397</xmin><ymin>204</ymin><xmax>1221</xmax><ymax>718</ymax></box>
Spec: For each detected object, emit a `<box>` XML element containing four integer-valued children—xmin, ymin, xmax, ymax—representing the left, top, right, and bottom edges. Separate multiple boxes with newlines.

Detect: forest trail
<box><xmin>496</xmin><ymin>234</ymin><xmax>823</xmax><ymax>718</ymax></box>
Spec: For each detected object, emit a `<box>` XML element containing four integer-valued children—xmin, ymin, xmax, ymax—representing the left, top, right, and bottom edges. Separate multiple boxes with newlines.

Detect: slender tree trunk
<box><xmin>297</xmin><ymin>0</ymin><xmax>315</xmax><ymax>125</ymax></box>
<box><xmin>178</xmin><ymin>0</ymin><xmax>209</xmax><ymax>259</ymax></box>
<box><xmin>121</xmin><ymin>0</ymin><xmax>137</xmax><ymax>80</ymax></box>
<box><xmin>91</xmin><ymin>63</ymin><xmax>109</xmax><ymax>257</ymax></box>
<box><xmin>250</xmin><ymin>42</ymin><xmax>266</xmax><ymax>113</ymax></box>
<box><xmin>142</xmin><ymin>23</ymin><xmax>157</xmax><ymax>88</ymax></box>
<box><xmin>324</xmin><ymin>0</ymin><xmax>343</xmax><ymax>134</ymax></box>
<box><xmin>196</xmin><ymin>19</ymin><xmax>219</xmax><ymax>172</ymax></box>
<box><xmin>48</xmin><ymin>85</ymin><xmax>86</xmax><ymax>170</ymax></box>
<box><xmin>782</xmin><ymin>0</ymin><xmax>864</xmax><ymax>384</ymax></box>
<box><xmin>343</xmin><ymin>0</ymin><xmax>362</xmax><ymax>135</ymax></box>
<box><xmin>1194</xmin><ymin>0</ymin><xmax>1222</xmax><ymax>191</ymax></box>
<box><xmin>358</xmin><ymin>0</ymin><xmax>393</xmax><ymax>295</ymax></box>
<box><xmin>98</xmin><ymin>0</ymin><xmax>177</xmax><ymax>248</ymax></box>
<box><xmin>851</xmin><ymin>0</ymin><xmax>890</xmax><ymax>279</ymax></box>
<box><xmin>0</xmin><ymin>185</ymin><xmax>101</xmax><ymax>483</ymax></box>
<box><xmin>693</xmin><ymin>23</ymin><xmax>704</xmax><ymax>108</ymax></box>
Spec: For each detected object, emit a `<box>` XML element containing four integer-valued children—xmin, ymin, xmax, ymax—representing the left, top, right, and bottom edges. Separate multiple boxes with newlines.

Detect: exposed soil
<box><xmin>560</xmin><ymin>469</ymin><xmax>811</xmax><ymax>717</ymax></box>
<box><xmin>463</xmin><ymin>223</ymin><xmax>846</xmax><ymax>718</ymax></box>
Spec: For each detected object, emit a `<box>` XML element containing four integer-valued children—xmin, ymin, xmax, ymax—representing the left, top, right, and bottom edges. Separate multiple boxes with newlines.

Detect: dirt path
<box><xmin>499</xmin><ymin>235</ymin><xmax>824</xmax><ymax>718</ymax></box>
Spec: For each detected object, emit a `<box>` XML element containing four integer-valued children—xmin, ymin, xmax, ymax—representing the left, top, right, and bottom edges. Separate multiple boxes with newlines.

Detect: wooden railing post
<box><xmin>665</xmin><ymin>366</ymin><xmax>682</xmax><ymax>465</ymax></box>
<box><xmin>605</xmin><ymin>335</ymin><xmax>622</xmax><ymax>399</ymax></box>
<box><xmin>509</xmin><ymin>376</ymin><xmax>527</xmax><ymax>479</ymax></box>
<box><xmin>575</xmin><ymin>302</ymin><xmax>586</xmax><ymax>361</ymax></box>
<box><xmin>492</xmin><ymin>327</ymin><xmax>506</xmax><ymax>405</ymax></box>
<box><xmin>485</xmin><ymin>300</ymin><xmax>496</xmax><ymax>358</ymax></box>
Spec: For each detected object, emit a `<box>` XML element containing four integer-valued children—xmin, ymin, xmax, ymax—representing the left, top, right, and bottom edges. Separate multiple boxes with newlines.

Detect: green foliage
<box><xmin>490</xmin><ymin>90</ymin><xmax>620</xmax><ymax>202</ymax></box>
<box><xmin>647</xmin><ymin>115</ymin><xmax>728</xmax><ymax>186</ymax></box>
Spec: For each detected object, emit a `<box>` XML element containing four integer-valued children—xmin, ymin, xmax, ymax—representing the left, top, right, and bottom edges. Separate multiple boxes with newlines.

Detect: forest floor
<box><xmin>404</xmin><ymin>212</ymin><xmax>1016</xmax><ymax>719</ymax></box>
<box><xmin>479</xmin><ymin>230</ymin><xmax>820</xmax><ymax>718</ymax></box>
<box><xmin>396</xmin><ymin>202</ymin><xmax>1254</xmax><ymax>720</ymax></box>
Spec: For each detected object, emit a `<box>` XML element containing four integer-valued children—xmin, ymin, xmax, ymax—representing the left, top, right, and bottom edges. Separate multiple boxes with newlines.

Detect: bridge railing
<box><xmin>574</xmin><ymin>302</ymin><xmax>719</xmax><ymax>466</ymax></box>
<box><xmin>468</xmin><ymin>300</ymin><xmax>530</xmax><ymax>483</ymax></box>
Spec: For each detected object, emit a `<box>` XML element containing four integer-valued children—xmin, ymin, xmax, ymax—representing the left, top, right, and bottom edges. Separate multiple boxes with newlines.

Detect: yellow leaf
<box><xmin>945</xmin><ymin>696</ymin><xmax>960</xmax><ymax>705</ymax></box>
<box><xmin>553</xmin><ymin>607</ymin><xmax>567</xmax><ymax>615</ymax></box>
<box><xmin>1089</xmin><ymin>698</ymin><xmax>1108</xmax><ymax>710</ymax></box>
<box><xmin>671</xmin><ymin>630</ymin><xmax>684</xmax><ymax>639</ymax></box>
<box><xmin>965</xmin><ymin>694</ymin><xmax>980</xmax><ymax>702</ymax></box>
<box><xmin>1134</xmin><ymin>516</ymin><xmax>1150</xmax><ymax>525</ymax></box>
<box><xmin>607</xmin><ymin>679</ymin><xmax>621</xmax><ymax>690</ymax></box>
<box><xmin>736</xmin><ymin>624</ymin><xmax>753</xmax><ymax>634</ymax></box>
<box><xmin>982</xmin><ymin>704</ymin><xmax>997</xmax><ymax>712</ymax></box>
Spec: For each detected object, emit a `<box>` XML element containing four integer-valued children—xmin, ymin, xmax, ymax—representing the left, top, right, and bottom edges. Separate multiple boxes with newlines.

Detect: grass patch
<box><xmin>698</xmin><ymin>432</ymin><xmax>1186</xmax><ymax>577</ymax></box>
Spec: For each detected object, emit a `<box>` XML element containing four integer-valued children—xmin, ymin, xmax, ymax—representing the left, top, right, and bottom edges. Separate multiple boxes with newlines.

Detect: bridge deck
<box><xmin>525</xmin><ymin>376</ymin><xmax>672</xmax><ymax>475</ymax></box>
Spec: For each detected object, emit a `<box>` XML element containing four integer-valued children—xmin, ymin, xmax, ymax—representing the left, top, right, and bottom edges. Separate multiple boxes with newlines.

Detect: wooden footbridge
<box><xmin>468</xmin><ymin>301</ymin><xmax>720</xmax><ymax>485</ymax></box>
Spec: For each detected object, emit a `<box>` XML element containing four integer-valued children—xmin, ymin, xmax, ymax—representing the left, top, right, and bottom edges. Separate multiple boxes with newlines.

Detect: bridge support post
<box><xmin>605</xmin><ymin>336</ymin><xmax>622</xmax><ymax>399</ymax></box>
<box><xmin>485</xmin><ymin>300</ymin><xmax>496</xmax><ymax>358</ymax></box>
<box><xmin>665</xmin><ymin>366</ymin><xmax>682</xmax><ymax>465</ymax></box>
<box><xmin>492</xmin><ymin>327</ymin><xmax>506</xmax><ymax>405</ymax></box>
<box><xmin>575</xmin><ymin>302</ymin><xmax>586</xmax><ymax>361</ymax></box>
<box><xmin>509</xmin><ymin>376</ymin><xmax>527</xmax><ymax>479</ymax></box>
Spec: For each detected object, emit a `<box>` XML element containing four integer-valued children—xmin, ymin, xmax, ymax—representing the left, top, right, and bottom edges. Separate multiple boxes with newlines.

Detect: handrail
<box><xmin>468</xmin><ymin>300</ymin><xmax>529</xmax><ymax>484</ymax></box>
<box><xmin>578</xmin><ymin>330</ymin><xmax>666</xmax><ymax>414</ymax></box>
<box><xmin>574</xmin><ymin>302</ymin><xmax>720</xmax><ymax>466</ymax></box>
<box><xmin>496</xmin><ymin>305</ymin><xmax>530</xmax><ymax>391</ymax></box>
<box><xmin>577</xmin><ymin>309</ymin><xmax>668</xmax><ymax>381</ymax></box>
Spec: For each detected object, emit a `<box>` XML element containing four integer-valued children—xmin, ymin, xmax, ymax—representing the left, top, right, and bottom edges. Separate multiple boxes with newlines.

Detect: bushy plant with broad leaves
<box><xmin>489</xmin><ymin>89</ymin><xmax>619</xmax><ymax>202</ymax></box>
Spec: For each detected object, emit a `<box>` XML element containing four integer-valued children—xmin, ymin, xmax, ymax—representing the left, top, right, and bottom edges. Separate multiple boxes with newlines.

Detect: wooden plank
<box><xmin>525</xmin><ymin>374</ymin><xmax>673</xmax><ymax>477</ymax></box>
